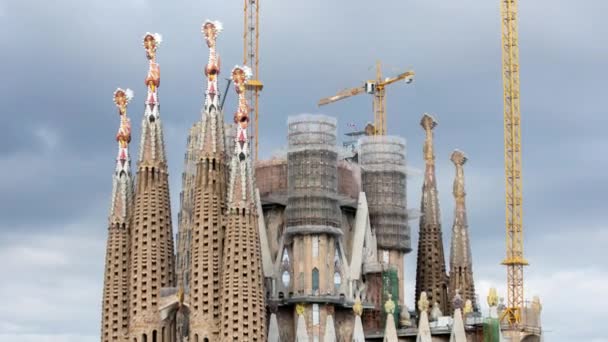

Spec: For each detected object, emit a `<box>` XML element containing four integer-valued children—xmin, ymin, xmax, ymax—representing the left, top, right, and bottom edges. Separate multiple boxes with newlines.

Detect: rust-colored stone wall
<box><xmin>255</xmin><ymin>159</ymin><xmax>288</xmax><ymax>197</ymax></box>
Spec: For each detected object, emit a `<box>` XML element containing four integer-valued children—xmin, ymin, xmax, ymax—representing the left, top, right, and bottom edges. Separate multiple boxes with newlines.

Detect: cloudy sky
<box><xmin>0</xmin><ymin>0</ymin><xmax>606</xmax><ymax>341</ymax></box>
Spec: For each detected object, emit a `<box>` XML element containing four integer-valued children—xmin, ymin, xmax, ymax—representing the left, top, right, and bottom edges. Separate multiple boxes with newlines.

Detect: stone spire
<box><xmin>448</xmin><ymin>150</ymin><xmax>477</xmax><ymax>311</ymax></box>
<box><xmin>352</xmin><ymin>296</ymin><xmax>365</xmax><ymax>342</ymax></box>
<box><xmin>383</xmin><ymin>295</ymin><xmax>398</xmax><ymax>342</ymax></box>
<box><xmin>415</xmin><ymin>113</ymin><xmax>449</xmax><ymax>314</ymax></box>
<box><xmin>416</xmin><ymin>292</ymin><xmax>432</xmax><ymax>342</ymax></box>
<box><xmin>218</xmin><ymin>64</ymin><xmax>266</xmax><ymax>341</ymax></box>
<box><xmin>295</xmin><ymin>304</ymin><xmax>310</xmax><ymax>342</ymax></box>
<box><xmin>138</xmin><ymin>32</ymin><xmax>166</xmax><ymax>165</ymax></box>
<box><xmin>128</xmin><ymin>32</ymin><xmax>176</xmax><ymax>340</ymax></box>
<box><xmin>189</xmin><ymin>20</ymin><xmax>228</xmax><ymax>341</ymax></box>
<box><xmin>101</xmin><ymin>88</ymin><xmax>134</xmax><ymax>342</ymax></box>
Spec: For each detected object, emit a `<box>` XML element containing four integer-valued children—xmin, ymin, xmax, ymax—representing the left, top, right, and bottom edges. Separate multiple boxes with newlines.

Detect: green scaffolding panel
<box><xmin>483</xmin><ymin>318</ymin><xmax>500</xmax><ymax>342</ymax></box>
<box><xmin>381</xmin><ymin>268</ymin><xmax>400</xmax><ymax>328</ymax></box>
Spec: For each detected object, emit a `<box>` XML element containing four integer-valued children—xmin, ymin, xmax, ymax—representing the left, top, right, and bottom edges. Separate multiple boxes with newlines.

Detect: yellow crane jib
<box><xmin>317</xmin><ymin>61</ymin><xmax>414</xmax><ymax>136</ymax></box>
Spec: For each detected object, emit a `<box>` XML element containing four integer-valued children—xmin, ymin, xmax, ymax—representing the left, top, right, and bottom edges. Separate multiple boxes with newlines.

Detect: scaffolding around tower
<box><xmin>285</xmin><ymin>114</ymin><xmax>342</xmax><ymax>235</ymax></box>
<box><xmin>358</xmin><ymin>136</ymin><xmax>411</xmax><ymax>252</ymax></box>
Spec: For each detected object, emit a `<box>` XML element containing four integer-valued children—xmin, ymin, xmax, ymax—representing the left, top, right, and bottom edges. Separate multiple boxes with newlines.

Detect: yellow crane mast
<box><xmin>318</xmin><ymin>61</ymin><xmax>414</xmax><ymax>135</ymax></box>
<box><xmin>499</xmin><ymin>0</ymin><xmax>528</xmax><ymax>326</ymax></box>
<box><xmin>244</xmin><ymin>0</ymin><xmax>263</xmax><ymax>161</ymax></box>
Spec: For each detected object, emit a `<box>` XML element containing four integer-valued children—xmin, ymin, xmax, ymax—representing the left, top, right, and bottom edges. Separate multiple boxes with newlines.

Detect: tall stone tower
<box><xmin>359</xmin><ymin>136</ymin><xmax>411</xmax><ymax>322</ymax></box>
<box><xmin>175</xmin><ymin>121</ymin><xmax>202</xmax><ymax>290</ymax></box>
<box><xmin>219</xmin><ymin>65</ymin><xmax>266</xmax><ymax>341</ymax></box>
<box><xmin>415</xmin><ymin>113</ymin><xmax>449</xmax><ymax>314</ymax></box>
<box><xmin>448</xmin><ymin>150</ymin><xmax>477</xmax><ymax>311</ymax></box>
<box><xmin>188</xmin><ymin>20</ymin><xmax>228</xmax><ymax>341</ymax></box>
<box><xmin>285</xmin><ymin>114</ymin><xmax>342</xmax><ymax>341</ymax></box>
<box><xmin>128</xmin><ymin>32</ymin><xmax>176</xmax><ymax>341</ymax></box>
<box><xmin>101</xmin><ymin>88</ymin><xmax>134</xmax><ymax>342</ymax></box>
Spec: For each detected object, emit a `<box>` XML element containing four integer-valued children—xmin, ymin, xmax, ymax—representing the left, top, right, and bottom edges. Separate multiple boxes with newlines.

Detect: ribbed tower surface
<box><xmin>448</xmin><ymin>150</ymin><xmax>477</xmax><ymax>311</ymax></box>
<box><xmin>188</xmin><ymin>20</ymin><xmax>227</xmax><ymax>341</ymax></box>
<box><xmin>128</xmin><ymin>33</ymin><xmax>176</xmax><ymax>340</ymax></box>
<box><xmin>219</xmin><ymin>65</ymin><xmax>266</xmax><ymax>341</ymax></box>
<box><xmin>176</xmin><ymin>121</ymin><xmax>202</xmax><ymax>290</ymax></box>
<box><xmin>415</xmin><ymin>114</ymin><xmax>449</xmax><ymax>314</ymax></box>
<box><xmin>101</xmin><ymin>88</ymin><xmax>134</xmax><ymax>342</ymax></box>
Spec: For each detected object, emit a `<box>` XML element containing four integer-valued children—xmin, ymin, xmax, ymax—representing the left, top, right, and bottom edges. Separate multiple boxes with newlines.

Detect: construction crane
<box><xmin>499</xmin><ymin>0</ymin><xmax>528</xmax><ymax>327</ymax></box>
<box><xmin>318</xmin><ymin>61</ymin><xmax>414</xmax><ymax>135</ymax></box>
<box><xmin>243</xmin><ymin>0</ymin><xmax>263</xmax><ymax>161</ymax></box>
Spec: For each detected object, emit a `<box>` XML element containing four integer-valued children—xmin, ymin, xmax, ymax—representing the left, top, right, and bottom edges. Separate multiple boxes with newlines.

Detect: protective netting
<box><xmin>286</xmin><ymin>115</ymin><xmax>341</xmax><ymax>232</ymax></box>
<box><xmin>359</xmin><ymin>136</ymin><xmax>411</xmax><ymax>251</ymax></box>
<box><xmin>381</xmin><ymin>269</ymin><xmax>401</xmax><ymax>328</ymax></box>
<box><xmin>483</xmin><ymin>318</ymin><xmax>500</xmax><ymax>342</ymax></box>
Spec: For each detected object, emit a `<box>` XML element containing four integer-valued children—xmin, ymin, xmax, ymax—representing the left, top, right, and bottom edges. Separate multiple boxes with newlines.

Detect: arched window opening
<box><xmin>152</xmin><ymin>330</ymin><xmax>157</xmax><ymax>342</ymax></box>
<box><xmin>142</xmin><ymin>333</ymin><xmax>147</xmax><ymax>342</ymax></box>
<box><xmin>282</xmin><ymin>270</ymin><xmax>291</xmax><ymax>288</ymax></box>
<box><xmin>312</xmin><ymin>267</ymin><xmax>319</xmax><ymax>293</ymax></box>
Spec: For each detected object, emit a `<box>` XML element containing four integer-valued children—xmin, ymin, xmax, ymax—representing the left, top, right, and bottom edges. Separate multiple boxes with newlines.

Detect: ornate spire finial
<box><xmin>451</xmin><ymin>149</ymin><xmax>467</xmax><ymax>203</ymax></box>
<box><xmin>113</xmin><ymin>88</ymin><xmax>133</xmax><ymax>168</ymax></box>
<box><xmin>452</xmin><ymin>289</ymin><xmax>464</xmax><ymax>311</ymax></box>
<box><xmin>384</xmin><ymin>293</ymin><xmax>396</xmax><ymax>315</ymax></box>
<box><xmin>487</xmin><ymin>287</ymin><xmax>498</xmax><ymax>307</ymax></box>
<box><xmin>463</xmin><ymin>299</ymin><xmax>473</xmax><ymax>315</ymax></box>
<box><xmin>227</xmin><ymin>65</ymin><xmax>255</xmax><ymax>208</ymax></box>
<box><xmin>421</xmin><ymin>113</ymin><xmax>437</xmax><ymax>164</ymax></box>
<box><xmin>353</xmin><ymin>295</ymin><xmax>363</xmax><ymax>316</ymax></box>
<box><xmin>296</xmin><ymin>303</ymin><xmax>305</xmax><ymax>316</ymax></box>
<box><xmin>202</xmin><ymin>20</ymin><xmax>223</xmax><ymax>106</ymax></box>
<box><xmin>143</xmin><ymin>32</ymin><xmax>161</xmax><ymax>108</ymax></box>
<box><xmin>418</xmin><ymin>291</ymin><xmax>430</xmax><ymax>312</ymax></box>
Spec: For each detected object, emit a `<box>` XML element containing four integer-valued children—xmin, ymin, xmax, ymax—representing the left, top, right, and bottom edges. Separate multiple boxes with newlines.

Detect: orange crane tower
<box><xmin>318</xmin><ymin>61</ymin><xmax>414</xmax><ymax>135</ymax></box>
<box><xmin>499</xmin><ymin>0</ymin><xmax>528</xmax><ymax>326</ymax></box>
<box><xmin>243</xmin><ymin>0</ymin><xmax>263</xmax><ymax>161</ymax></box>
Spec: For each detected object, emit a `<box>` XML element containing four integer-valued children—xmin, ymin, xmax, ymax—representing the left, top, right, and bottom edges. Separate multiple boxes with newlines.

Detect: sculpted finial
<box><xmin>451</xmin><ymin>149</ymin><xmax>467</xmax><ymax>202</ymax></box>
<box><xmin>487</xmin><ymin>287</ymin><xmax>498</xmax><ymax>307</ymax></box>
<box><xmin>384</xmin><ymin>293</ymin><xmax>396</xmax><ymax>315</ymax></box>
<box><xmin>420</xmin><ymin>113</ymin><xmax>438</xmax><ymax>164</ymax></box>
<box><xmin>202</xmin><ymin>20</ymin><xmax>223</xmax><ymax>82</ymax></box>
<box><xmin>143</xmin><ymin>33</ymin><xmax>161</xmax><ymax>88</ymax></box>
<box><xmin>463</xmin><ymin>299</ymin><xmax>473</xmax><ymax>315</ymax></box>
<box><xmin>418</xmin><ymin>291</ymin><xmax>430</xmax><ymax>312</ymax></box>
<box><xmin>231</xmin><ymin>66</ymin><xmax>252</xmax><ymax>129</ymax></box>
<box><xmin>353</xmin><ymin>295</ymin><xmax>363</xmax><ymax>316</ymax></box>
<box><xmin>113</xmin><ymin>88</ymin><xmax>133</xmax><ymax>150</ymax></box>
<box><xmin>296</xmin><ymin>303</ymin><xmax>306</xmax><ymax>316</ymax></box>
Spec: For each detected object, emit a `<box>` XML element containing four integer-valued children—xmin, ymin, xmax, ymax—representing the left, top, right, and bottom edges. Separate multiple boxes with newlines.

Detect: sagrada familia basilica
<box><xmin>100</xmin><ymin>19</ymin><xmax>541</xmax><ymax>342</ymax></box>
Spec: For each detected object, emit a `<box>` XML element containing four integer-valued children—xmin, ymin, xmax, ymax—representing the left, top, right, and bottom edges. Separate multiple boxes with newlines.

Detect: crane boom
<box><xmin>318</xmin><ymin>87</ymin><xmax>365</xmax><ymax>106</ymax></box>
<box><xmin>317</xmin><ymin>60</ymin><xmax>414</xmax><ymax>135</ymax></box>
<box><xmin>244</xmin><ymin>0</ymin><xmax>263</xmax><ymax>161</ymax></box>
<box><xmin>499</xmin><ymin>0</ymin><xmax>528</xmax><ymax>326</ymax></box>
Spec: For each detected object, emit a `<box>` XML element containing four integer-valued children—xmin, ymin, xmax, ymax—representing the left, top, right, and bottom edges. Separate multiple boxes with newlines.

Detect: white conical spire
<box><xmin>383</xmin><ymin>295</ymin><xmax>399</xmax><ymax>342</ymax></box>
<box><xmin>323</xmin><ymin>315</ymin><xmax>336</xmax><ymax>342</ymax></box>
<box><xmin>449</xmin><ymin>308</ymin><xmax>466</xmax><ymax>342</ymax></box>
<box><xmin>268</xmin><ymin>312</ymin><xmax>280</xmax><ymax>342</ymax></box>
<box><xmin>295</xmin><ymin>305</ymin><xmax>309</xmax><ymax>342</ymax></box>
<box><xmin>417</xmin><ymin>292</ymin><xmax>432</xmax><ymax>342</ymax></box>
<box><xmin>352</xmin><ymin>296</ymin><xmax>365</xmax><ymax>342</ymax></box>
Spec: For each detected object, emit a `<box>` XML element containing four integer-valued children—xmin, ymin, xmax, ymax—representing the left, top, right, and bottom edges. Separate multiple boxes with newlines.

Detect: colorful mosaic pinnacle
<box><xmin>113</xmin><ymin>88</ymin><xmax>133</xmax><ymax>168</ymax></box>
<box><xmin>231</xmin><ymin>65</ymin><xmax>252</xmax><ymax>138</ymax></box>
<box><xmin>202</xmin><ymin>20</ymin><xmax>222</xmax><ymax>103</ymax></box>
<box><xmin>143</xmin><ymin>32</ymin><xmax>161</xmax><ymax>106</ymax></box>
